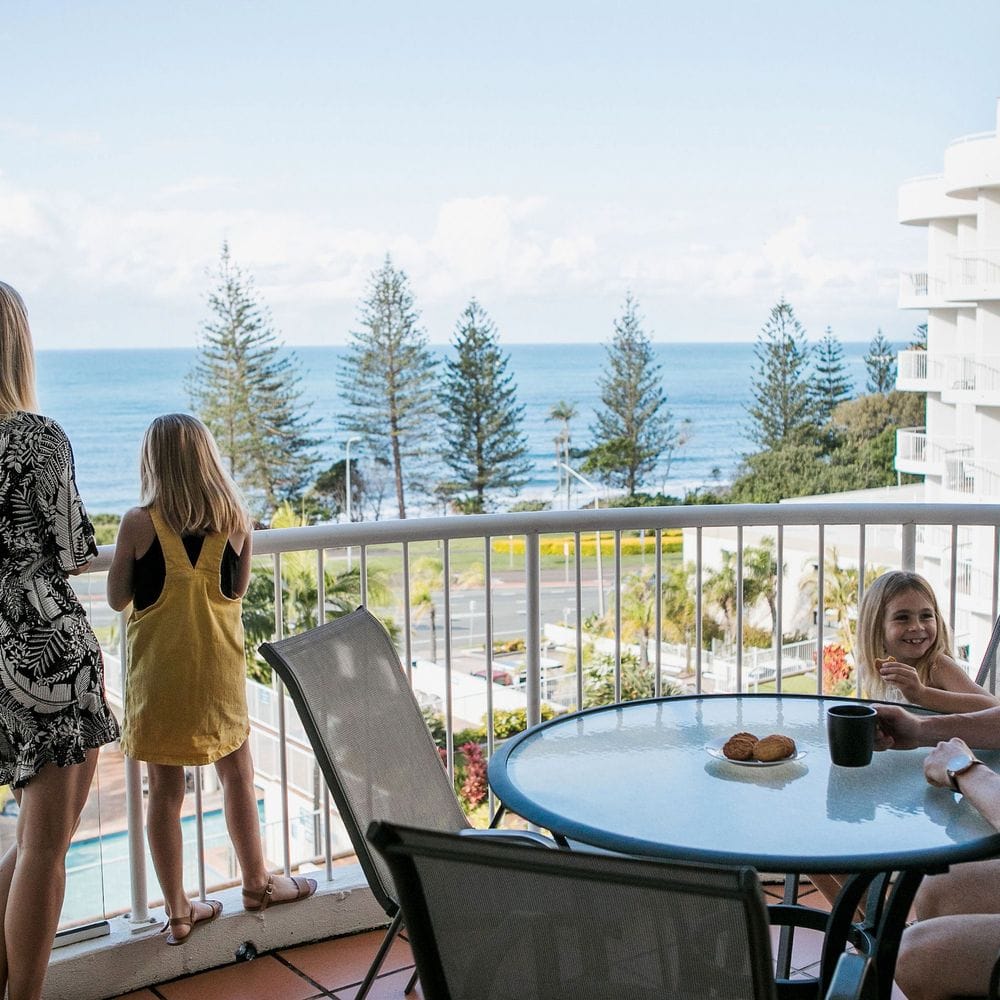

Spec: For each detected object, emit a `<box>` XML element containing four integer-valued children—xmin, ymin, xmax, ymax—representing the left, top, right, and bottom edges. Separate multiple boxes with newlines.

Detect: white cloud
<box><xmin>0</xmin><ymin>173</ymin><xmax>893</xmax><ymax>346</ymax></box>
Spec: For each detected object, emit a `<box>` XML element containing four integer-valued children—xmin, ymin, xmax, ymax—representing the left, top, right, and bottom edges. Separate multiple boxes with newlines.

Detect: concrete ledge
<box><xmin>44</xmin><ymin>864</ymin><xmax>386</xmax><ymax>1000</ymax></box>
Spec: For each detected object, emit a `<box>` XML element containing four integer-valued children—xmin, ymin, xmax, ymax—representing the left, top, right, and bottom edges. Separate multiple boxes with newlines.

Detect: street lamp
<box><xmin>345</xmin><ymin>437</ymin><xmax>361</xmax><ymax>571</ymax></box>
<box><xmin>556</xmin><ymin>462</ymin><xmax>605</xmax><ymax>616</ymax></box>
<box><xmin>345</xmin><ymin>437</ymin><xmax>361</xmax><ymax>524</ymax></box>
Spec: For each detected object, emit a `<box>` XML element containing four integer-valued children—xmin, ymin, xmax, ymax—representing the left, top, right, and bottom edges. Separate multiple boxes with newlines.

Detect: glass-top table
<box><xmin>488</xmin><ymin>694</ymin><xmax>1000</xmax><ymax>999</ymax></box>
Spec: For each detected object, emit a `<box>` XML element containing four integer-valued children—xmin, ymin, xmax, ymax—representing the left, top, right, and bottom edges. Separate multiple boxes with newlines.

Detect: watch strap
<box><xmin>948</xmin><ymin>758</ymin><xmax>986</xmax><ymax>792</ymax></box>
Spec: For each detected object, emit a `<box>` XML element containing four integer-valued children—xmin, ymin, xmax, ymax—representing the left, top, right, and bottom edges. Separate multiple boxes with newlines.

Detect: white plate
<box><xmin>706</xmin><ymin>737</ymin><xmax>806</xmax><ymax>767</ymax></box>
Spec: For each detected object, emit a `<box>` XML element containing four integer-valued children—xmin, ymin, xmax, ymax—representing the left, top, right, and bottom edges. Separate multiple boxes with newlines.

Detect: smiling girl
<box><xmin>857</xmin><ymin>570</ymin><xmax>997</xmax><ymax>711</ymax></box>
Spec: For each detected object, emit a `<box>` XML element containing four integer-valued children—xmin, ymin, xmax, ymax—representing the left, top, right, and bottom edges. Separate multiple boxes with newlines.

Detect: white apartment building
<box><xmin>895</xmin><ymin>98</ymin><xmax>1000</xmax><ymax>651</ymax></box>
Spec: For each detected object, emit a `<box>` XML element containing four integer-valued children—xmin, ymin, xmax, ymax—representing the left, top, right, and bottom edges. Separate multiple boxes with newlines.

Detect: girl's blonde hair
<box><xmin>856</xmin><ymin>570</ymin><xmax>952</xmax><ymax>700</ymax></box>
<box><xmin>0</xmin><ymin>281</ymin><xmax>39</xmax><ymax>414</ymax></box>
<box><xmin>140</xmin><ymin>413</ymin><xmax>251</xmax><ymax>537</ymax></box>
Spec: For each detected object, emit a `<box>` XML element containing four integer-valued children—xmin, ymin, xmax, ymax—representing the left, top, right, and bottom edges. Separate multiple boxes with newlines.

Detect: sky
<box><xmin>2</xmin><ymin>1</ymin><xmax>999</xmax><ymax>350</ymax></box>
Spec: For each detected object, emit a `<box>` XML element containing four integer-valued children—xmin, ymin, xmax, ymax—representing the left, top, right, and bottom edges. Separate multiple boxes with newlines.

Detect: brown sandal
<box><xmin>164</xmin><ymin>899</ymin><xmax>223</xmax><ymax>945</ymax></box>
<box><xmin>243</xmin><ymin>874</ymin><xmax>317</xmax><ymax>912</ymax></box>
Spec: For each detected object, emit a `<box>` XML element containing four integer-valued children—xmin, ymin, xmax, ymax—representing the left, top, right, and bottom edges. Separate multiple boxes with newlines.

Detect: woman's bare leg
<box><xmin>896</xmin><ymin>914</ymin><xmax>1000</xmax><ymax>1000</ymax></box>
<box><xmin>915</xmin><ymin>858</ymin><xmax>1000</xmax><ymax>920</ymax></box>
<box><xmin>4</xmin><ymin>752</ymin><xmax>98</xmax><ymax>1000</ymax></box>
<box><xmin>214</xmin><ymin>741</ymin><xmax>311</xmax><ymax>904</ymax></box>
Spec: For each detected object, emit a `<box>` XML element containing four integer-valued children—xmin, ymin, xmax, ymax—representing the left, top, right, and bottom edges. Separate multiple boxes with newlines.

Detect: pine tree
<box><xmin>187</xmin><ymin>243</ymin><xmax>318</xmax><ymax>517</ymax></box>
<box><xmin>340</xmin><ymin>256</ymin><xmax>438</xmax><ymax>519</ymax></box>
<box><xmin>583</xmin><ymin>293</ymin><xmax>675</xmax><ymax>497</ymax></box>
<box><xmin>865</xmin><ymin>329</ymin><xmax>897</xmax><ymax>394</ymax></box>
<box><xmin>439</xmin><ymin>299</ymin><xmax>531</xmax><ymax>513</ymax></box>
<box><xmin>811</xmin><ymin>326</ymin><xmax>853</xmax><ymax>425</ymax></box>
<box><xmin>908</xmin><ymin>323</ymin><xmax>928</xmax><ymax>350</ymax></box>
<box><xmin>745</xmin><ymin>299</ymin><xmax>816</xmax><ymax>451</ymax></box>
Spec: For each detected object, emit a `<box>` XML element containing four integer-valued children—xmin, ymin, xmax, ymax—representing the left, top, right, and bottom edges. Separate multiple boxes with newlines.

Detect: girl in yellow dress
<box><xmin>108</xmin><ymin>414</ymin><xmax>315</xmax><ymax>945</ymax></box>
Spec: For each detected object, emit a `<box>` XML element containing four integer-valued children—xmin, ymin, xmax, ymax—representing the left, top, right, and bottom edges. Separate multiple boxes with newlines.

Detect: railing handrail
<box><xmin>85</xmin><ymin>501</ymin><xmax>1000</xmax><ymax>571</ymax></box>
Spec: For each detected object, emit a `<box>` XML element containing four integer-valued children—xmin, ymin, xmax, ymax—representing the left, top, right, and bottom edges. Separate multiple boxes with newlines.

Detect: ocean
<box><xmin>36</xmin><ymin>342</ymin><xmax>881</xmax><ymax>515</ymax></box>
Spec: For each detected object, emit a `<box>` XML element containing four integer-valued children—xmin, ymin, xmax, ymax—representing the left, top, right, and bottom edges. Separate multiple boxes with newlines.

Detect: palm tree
<box><xmin>799</xmin><ymin>547</ymin><xmax>884</xmax><ymax>656</ymax></box>
<box><xmin>743</xmin><ymin>537</ymin><xmax>784</xmax><ymax>639</ymax></box>
<box><xmin>410</xmin><ymin>556</ymin><xmax>444</xmax><ymax>662</ymax></box>
<box><xmin>548</xmin><ymin>400</ymin><xmax>577</xmax><ymax>503</ymax></box>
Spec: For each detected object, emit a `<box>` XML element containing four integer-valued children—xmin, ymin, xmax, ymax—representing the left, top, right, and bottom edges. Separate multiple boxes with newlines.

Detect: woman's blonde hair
<box><xmin>139</xmin><ymin>413</ymin><xmax>251</xmax><ymax>537</ymax></box>
<box><xmin>0</xmin><ymin>281</ymin><xmax>39</xmax><ymax>414</ymax></box>
<box><xmin>856</xmin><ymin>570</ymin><xmax>952</xmax><ymax>700</ymax></box>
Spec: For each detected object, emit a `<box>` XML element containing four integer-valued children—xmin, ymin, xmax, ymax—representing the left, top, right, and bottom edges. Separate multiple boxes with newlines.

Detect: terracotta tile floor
<box><xmin>107</xmin><ymin>881</ymin><xmax>908</xmax><ymax>1000</ymax></box>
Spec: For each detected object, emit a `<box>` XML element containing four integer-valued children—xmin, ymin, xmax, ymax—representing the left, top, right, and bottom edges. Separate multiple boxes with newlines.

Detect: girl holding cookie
<box><xmin>857</xmin><ymin>570</ymin><xmax>997</xmax><ymax>711</ymax></box>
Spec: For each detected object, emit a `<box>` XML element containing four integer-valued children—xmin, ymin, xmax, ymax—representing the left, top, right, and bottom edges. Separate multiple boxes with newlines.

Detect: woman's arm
<box><xmin>924</xmin><ymin>738</ymin><xmax>1000</xmax><ymax>830</ymax></box>
<box><xmin>106</xmin><ymin>508</ymin><xmax>152</xmax><ymax>612</ymax></box>
<box><xmin>230</xmin><ymin>529</ymin><xmax>253</xmax><ymax>599</ymax></box>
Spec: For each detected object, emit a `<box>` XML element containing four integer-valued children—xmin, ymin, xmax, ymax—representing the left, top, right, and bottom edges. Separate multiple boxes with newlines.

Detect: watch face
<box><xmin>948</xmin><ymin>754</ymin><xmax>974</xmax><ymax>775</ymax></box>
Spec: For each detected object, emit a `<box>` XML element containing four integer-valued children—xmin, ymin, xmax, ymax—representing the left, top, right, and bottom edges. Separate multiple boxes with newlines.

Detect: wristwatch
<box><xmin>946</xmin><ymin>753</ymin><xmax>986</xmax><ymax>792</ymax></box>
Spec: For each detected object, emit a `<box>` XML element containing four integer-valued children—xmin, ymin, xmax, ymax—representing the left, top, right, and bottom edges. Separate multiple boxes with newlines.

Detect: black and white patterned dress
<box><xmin>0</xmin><ymin>411</ymin><xmax>120</xmax><ymax>787</ymax></box>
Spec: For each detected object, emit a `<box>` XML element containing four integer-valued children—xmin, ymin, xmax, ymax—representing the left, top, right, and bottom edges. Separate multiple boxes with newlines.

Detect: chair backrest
<box><xmin>260</xmin><ymin>608</ymin><xmax>469</xmax><ymax>915</ymax></box>
<box><xmin>975</xmin><ymin>614</ymin><xmax>1000</xmax><ymax>693</ymax></box>
<box><xmin>368</xmin><ymin>820</ymin><xmax>779</xmax><ymax>1000</ymax></box>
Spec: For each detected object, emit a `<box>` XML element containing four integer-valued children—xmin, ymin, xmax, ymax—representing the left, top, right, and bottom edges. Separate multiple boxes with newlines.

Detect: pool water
<box><xmin>61</xmin><ymin>805</ymin><xmax>262</xmax><ymax>925</ymax></box>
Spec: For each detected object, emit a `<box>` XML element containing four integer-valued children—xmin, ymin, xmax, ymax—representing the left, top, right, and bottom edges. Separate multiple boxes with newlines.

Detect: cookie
<box><xmin>753</xmin><ymin>733</ymin><xmax>796</xmax><ymax>762</ymax></box>
<box><xmin>722</xmin><ymin>731</ymin><xmax>759</xmax><ymax>760</ymax></box>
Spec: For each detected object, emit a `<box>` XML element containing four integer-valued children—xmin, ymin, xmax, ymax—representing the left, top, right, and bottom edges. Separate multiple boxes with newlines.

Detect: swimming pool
<box><xmin>61</xmin><ymin>805</ymin><xmax>262</xmax><ymax>925</ymax></box>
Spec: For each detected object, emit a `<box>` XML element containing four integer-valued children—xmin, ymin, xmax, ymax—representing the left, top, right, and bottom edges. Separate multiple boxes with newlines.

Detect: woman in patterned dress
<box><xmin>0</xmin><ymin>281</ymin><xmax>120</xmax><ymax>1000</ymax></box>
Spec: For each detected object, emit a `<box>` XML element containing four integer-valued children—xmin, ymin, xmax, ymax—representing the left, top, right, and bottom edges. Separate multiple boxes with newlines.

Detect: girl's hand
<box><xmin>877</xmin><ymin>657</ymin><xmax>926</xmax><ymax>702</ymax></box>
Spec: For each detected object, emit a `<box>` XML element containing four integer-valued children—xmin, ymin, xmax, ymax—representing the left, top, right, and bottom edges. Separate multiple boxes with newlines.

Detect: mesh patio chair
<box><xmin>368</xmin><ymin>820</ymin><xmax>877</xmax><ymax>1000</ymax></box>
<box><xmin>259</xmin><ymin>608</ymin><xmax>552</xmax><ymax>1000</ymax></box>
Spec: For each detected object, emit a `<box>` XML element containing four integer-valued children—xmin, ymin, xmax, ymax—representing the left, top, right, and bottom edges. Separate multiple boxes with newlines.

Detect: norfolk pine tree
<box><xmin>811</xmin><ymin>327</ymin><xmax>853</xmax><ymax>425</ymax></box>
<box><xmin>187</xmin><ymin>243</ymin><xmax>318</xmax><ymax>517</ymax></box>
<box><xmin>340</xmin><ymin>256</ymin><xmax>438</xmax><ymax>519</ymax></box>
<box><xmin>440</xmin><ymin>299</ymin><xmax>531</xmax><ymax>512</ymax></box>
<box><xmin>583</xmin><ymin>294</ymin><xmax>675</xmax><ymax>497</ymax></box>
<box><xmin>746</xmin><ymin>299</ymin><xmax>816</xmax><ymax>450</ymax></box>
<box><xmin>865</xmin><ymin>329</ymin><xmax>897</xmax><ymax>394</ymax></box>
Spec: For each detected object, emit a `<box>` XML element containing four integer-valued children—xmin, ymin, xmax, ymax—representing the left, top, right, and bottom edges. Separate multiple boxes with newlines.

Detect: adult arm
<box><xmin>106</xmin><ymin>508</ymin><xmax>153</xmax><ymax>611</ymax></box>
<box><xmin>876</xmin><ymin>703</ymin><xmax>1000</xmax><ymax>751</ymax></box>
<box><xmin>924</xmin><ymin>737</ymin><xmax>1000</xmax><ymax>830</ymax></box>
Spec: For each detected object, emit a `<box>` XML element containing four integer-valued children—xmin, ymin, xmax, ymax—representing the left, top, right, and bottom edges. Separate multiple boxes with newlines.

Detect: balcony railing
<box><xmin>51</xmin><ymin>501</ymin><xmax>1000</xmax><ymax>998</ymax></box>
<box><xmin>948</xmin><ymin>249</ymin><xmax>1000</xmax><ymax>298</ymax></box>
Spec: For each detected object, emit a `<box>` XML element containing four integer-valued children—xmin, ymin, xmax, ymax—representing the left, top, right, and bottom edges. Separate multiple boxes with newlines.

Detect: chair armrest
<box><xmin>458</xmin><ymin>828</ymin><xmax>560</xmax><ymax>849</ymax></box>
<box><xmin>824</xmin><ymin>953</ymin><xmax>877</xmax><ymax>1000</ymax></box>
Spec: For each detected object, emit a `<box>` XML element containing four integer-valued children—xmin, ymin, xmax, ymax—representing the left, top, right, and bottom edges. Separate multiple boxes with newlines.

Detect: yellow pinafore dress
<box><xmin>120</xmin><ymin>510</ymin><xmax>249</xmax><ymax>765</ymax></box>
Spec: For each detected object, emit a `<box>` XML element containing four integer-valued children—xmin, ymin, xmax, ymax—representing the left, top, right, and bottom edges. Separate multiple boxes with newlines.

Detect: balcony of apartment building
<box><xmin>897</xmin><ymin>270</ymin><xmax>952</xmax><ymax>310</ymax></box>
<box><xmin>43</xmin><ymin>502</ymin><xmax>1000</xmax><ymax>1000</ymax></box>
<box><xmin>946</xmin><ymin>249</ymin><xmax>1000</xmax><ymax>302</ymax></box>
<box><xmin>894</xmin><ymin>427</ymin><xmax>970</xmax><ymax>478</ymax></box>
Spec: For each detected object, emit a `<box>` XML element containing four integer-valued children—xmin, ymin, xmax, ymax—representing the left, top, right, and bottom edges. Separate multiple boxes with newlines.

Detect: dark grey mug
<box><xmin>826</xmin><ymin>703</ymin><xmax>877</xmax><ymax>767</ymax></box>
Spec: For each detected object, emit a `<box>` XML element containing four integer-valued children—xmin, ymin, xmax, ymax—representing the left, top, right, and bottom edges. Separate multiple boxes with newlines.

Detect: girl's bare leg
<box><xmin>5</xmin><ymin>752</ymin><xmax>98</xmax><ymax>1000</ymax></box>
<box><xmin>0</xmin><ymin>836</ymin><xmax>18</xmax><ymax>993</ymax></box>
<box><xmin>214</xmin><ymin>741</ymin><xmax>311</xmax><ymax>904</ymax></box>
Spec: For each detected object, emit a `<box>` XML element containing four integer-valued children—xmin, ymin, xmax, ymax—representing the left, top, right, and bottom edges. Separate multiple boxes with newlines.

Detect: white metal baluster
<box><xmin>194</xmin><ymin>767</ymin><xmax>206</xmax><ymax>901</ymax></box>
<box><xmin>614</xmin><ymin>531</ymin><xmax>622</xmax><ymax>703</ymax></box>
<box><xmin>525</xmin><ymin>534</ymin><xmax>541</xmax><ymax>728</ymax></box>
<box><xmin>443</xmin><ymin>540</ymin><xmax>453</xmax><ymax>778</ymax></box>
<box><xmin>949</xmin><ymin>524</ymin><xmax>958</xmax><ymax>634</ymax></box>
<box><xmin>655</xmin><ymin>528</ymin><xmax>662</xmax><ymax>698</ymax></box>
<box><xmin>816</xmin><ymin>526</ymin><xmax>825</xmax><ymax>696</ymax></box>
<box><xmin>776</xmin><ymin>527</ymin><xmax>784</xmax><ymax>696</ymax></box>
<box><xmin>902</xmin><ymin>522</ymin><xmax>916</xmax><ymax>571</ymax></box>
<box><xmin>360</xmin><ymin>545</ymin><xmax>368</xmax><ymax>607</ymax></box>
<box><xmin>695</xmin><ymin>526</ymin><xmax>704</xmax><ymax>694</ymax></box>
<box><xmin>857</xmin><ymin>524</ymin><xmax>867</xmax><ymax>697</ymax></box>
<box><xmin>484</xmin><ymin>536</ymin><xmax>497</xmax><ymax>818</ymax></box>
<box><xmin>402</xmin><ymin>542</ymin><xmax>412</xmax><ymax>682</ymax></box>
<box><xmin>574</xmin><ymin>531</ymin><xmax>583</xmax><ymax>711</ymax></box>
<box><xmin>317</xmin><ymin>548</ymin><xmax>332</xmax><ymax>882</ymax></box>
<box><xmin>736</xmin><ymin>526</ymin><xmax>744</xmax><ymax>693</ymax></box>
<box><xmin>273</xmin><ymin>551</ymin><xmax>291</xmax><ymax>876</ymax></box>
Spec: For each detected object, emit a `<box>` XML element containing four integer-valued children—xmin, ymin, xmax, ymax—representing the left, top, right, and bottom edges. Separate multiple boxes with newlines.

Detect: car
<box><xmin>471</xmin><ymin>666</ymin><xmax>515</xmax><ymax>686</ymax></box>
